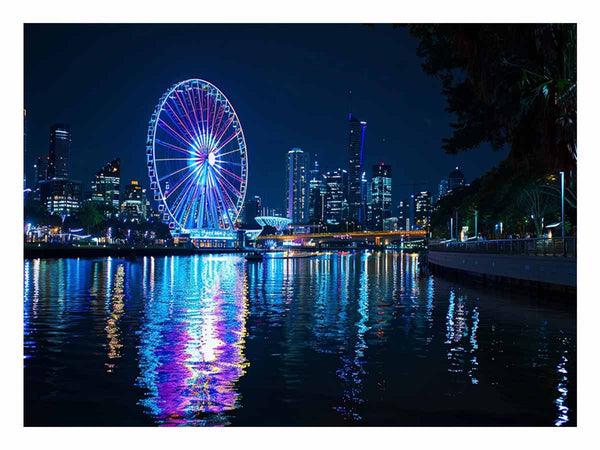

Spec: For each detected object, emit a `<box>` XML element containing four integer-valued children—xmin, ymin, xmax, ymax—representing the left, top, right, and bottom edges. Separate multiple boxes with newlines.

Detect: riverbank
<box><xmin>426</xmin><ymin>250</ymin><xmax>576</xmax><ymax>296</ymax></box>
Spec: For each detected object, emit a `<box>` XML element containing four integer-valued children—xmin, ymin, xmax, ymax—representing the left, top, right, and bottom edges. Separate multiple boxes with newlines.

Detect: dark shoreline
<box><xmin>24</xmin><ymin>243</ymin><xmax>251</xmax><ymax>259</ymax></box>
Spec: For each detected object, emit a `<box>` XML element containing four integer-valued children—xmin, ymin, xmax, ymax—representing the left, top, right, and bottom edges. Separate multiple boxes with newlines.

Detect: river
<box><xmin>23</xmin><ymin>251</ymin><xmax>576</xmax><ymax>426</ymax></box>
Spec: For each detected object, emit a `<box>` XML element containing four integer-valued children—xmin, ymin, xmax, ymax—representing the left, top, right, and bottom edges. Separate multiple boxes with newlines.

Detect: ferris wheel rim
<box><xmin>147</xmin><ymin>78</ymin><xmax>248</xmax><ymax>234</ymax></box>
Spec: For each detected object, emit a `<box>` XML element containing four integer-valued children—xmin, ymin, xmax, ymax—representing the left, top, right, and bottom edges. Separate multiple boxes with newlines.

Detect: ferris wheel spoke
<box><xmin>213</xmin><ymin>173</ymin><xmax>239</xmax><ymax>216</ymax></box>
<box><xmin>214</xmin><ymin>159</ymin><xmax>242</xmax><ymax>167</ymax></box>
<box><xmin>158</xmin><ymin>160</ymin><xmax>201</xmax><ymax>182</ymax></box>
<box><xmin>214</xmin><ymin>164</ymin><xmax>245</xmax><ymax>184</ymax></box>
<box><xmin>173</xmin><ymin>90</ymin><xmax>199</xmax><ymax>142</ymax></box>
<box><xmin>213</xmin><ymin>169</ymin><xmax>243</xmax><ymax>197</ymax></box>
<box><xmin>196</xmin><ymin>86</ymin><xmax>208</xmax><ymax>142</ymax></box>
<box><xmin>211</xmin><ymin>116</ymin><xmax>235</xmax><ymax>150</ymax></box>
<box><xmin>164</xmin><ymin>101</ymin><xmax>197</xmax><ymax>143</ymax></box>
<box><xmin>164</xmin><ymin>163</ymin><xmax>202</xmax><ymax>197</ymax></box>
<box><xmin>213</xmin><ymin>147</ymin><xmax>240</xmax><ymax>159</ymax></box>
<box><xmin>213</xmin><ymin>106</ymin><xmax>227</xmax><ymax>146</ymax></box>
<box><xmin>212</xmin><ymin>129</ymin><xmax>242</xmax><ymax>156</ymax></box>
<box><xmin>158</xmin><ymin>119</ymin><xmax>194</xmax><ymax>148</ymax></box>
<box><xmin>155</xmin><ymin>139</ymin><xmax>196</xmax><ymax>157</ymax></box>
<box><xmin>171</xmin><ymin>170</ymin><xmax>202</xmax><ymax>225</ymax></box>
<box><xmin>155</xmin><ymin>158</ymin><xmax>197</xmax><ymax>162</ymax></box>
<box><xmin>186</xmin><ymin>88</ymin><xmax>204</xmax><ymax>142</ymax></box>
<box><xmin>208</xmin><ymin>170</ymin><xmax>235</xmax><ymax>229</ymax></box>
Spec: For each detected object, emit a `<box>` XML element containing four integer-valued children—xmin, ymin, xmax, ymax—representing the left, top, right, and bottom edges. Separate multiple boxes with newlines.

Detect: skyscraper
<box><xmin>324</xmin><ymin>169</ymin><xmax>348</xmax><ymax>225</ymax></box>
<box><xmin>91</xmin><ymin>158</ymin><xmax>121</xmax><ymax>214</ymax></box>
<box><xmin>285</xmin><ymin>148</ymin><xmax>309</xmax><ymax>224</ymax></box>
<box><xmin>414</xmin><ymin>191</ymin><xmax>433</xmax><ymax>230</ymax></box>
<box><xmin>397</xmin><ymin>199</ymin><xmax>410</xmax><ymax>231</ymax></box>
<box><xmin>121</xmin><ymin>180</ymin><xmax>147</xmax><ymax>222</ymax></box>
<box><xmin>47</xmin><ymin>124</ymin><xmax>71</xmax><ymax>179</ymax></box>
<box><xmin>438</xmin><ymin>178</ymin><xmax>449</xmax><ymax>201</ymax></box>
<box><xmin>370</xmin><ymin>163</ymin><xmax>392</xmax><ymax>231</ymax></box>
<box><xmin>308</xmin><ymin>158</ymin><xmax>325</xmax><ymax>222</ymax></box>
<box><xmin>348</xmin><ymin>114</ymin><xmax>367</xmax><ymax>226</ymax></box>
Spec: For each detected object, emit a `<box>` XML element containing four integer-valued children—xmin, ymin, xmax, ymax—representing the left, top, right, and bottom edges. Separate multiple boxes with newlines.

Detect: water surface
<box><xmin>24</xmin><ymin>252</ymin><xmax>576</xmax><ymax>426</ymax></box>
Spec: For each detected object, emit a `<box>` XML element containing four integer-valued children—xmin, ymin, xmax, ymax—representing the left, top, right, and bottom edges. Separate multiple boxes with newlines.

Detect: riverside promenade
<box><xmin>428</xmin><ymin>237</ymin><xmax>576</xmax><ymax>292</ymax></box>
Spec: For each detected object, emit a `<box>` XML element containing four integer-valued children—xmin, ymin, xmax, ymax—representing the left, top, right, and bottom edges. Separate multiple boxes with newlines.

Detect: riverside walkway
<box><xmin>428</xmin><ymin>237</ymin><xmax>576</xmax><ymax>290</ymax></box>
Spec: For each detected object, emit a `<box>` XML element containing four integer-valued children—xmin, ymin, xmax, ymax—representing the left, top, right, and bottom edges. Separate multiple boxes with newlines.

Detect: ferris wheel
<box><xmin>146</xmin><ymin>79</ymin><xmax>248</xmax><ymax>236</ymax></box>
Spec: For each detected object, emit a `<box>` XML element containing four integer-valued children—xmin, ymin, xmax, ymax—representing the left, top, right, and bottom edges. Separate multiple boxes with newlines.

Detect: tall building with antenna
<box><xmin>348</xmin><ymin>114</ymin><xmax>367</xmax><ymax>227</ymax></box>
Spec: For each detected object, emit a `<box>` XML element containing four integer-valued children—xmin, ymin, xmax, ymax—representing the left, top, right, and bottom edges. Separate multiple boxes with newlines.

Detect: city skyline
<box><xmin>24</xmin><ymin>24</ymin><xmax>507</xmax><ymax>209</ymax></box>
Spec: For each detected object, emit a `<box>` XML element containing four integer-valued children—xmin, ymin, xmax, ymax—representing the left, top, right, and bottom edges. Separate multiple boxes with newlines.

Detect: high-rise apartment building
<box><xmin>324</xmin><ymin>169</ymin><xmax>348</xmax><ymax>225</ymax></box>
<box><xmin>121</xmin><ymin>180</ymin><xmax>147</xmax><ymax>222</ymax></box>
<box><xmin>414</xmin><ymin>191</ymin><xmax>432</xmax><ymax>230</ymax></box>
<box><xmin>285</xmin><ymin>148</ymin><xmax>309</xmax><ymax>224</ymax></box>
<box><xmin>91</xmin><ymin>158</ymin><xmax>121</xmax><ymax>214</ymax></box>
<box><xmin>348</xmin><ymin>114</ymin><xmax>367</xmax><ymax>227</ymax></box>
<box><xmin>47</xmin><ymin>124</ymin><xmax>71</xmax><ymax>179</ymax></box>
<box><xmin>370</xmin><ymin>163</ymin><xmax>392</xmax><ymax>230</ymax></box>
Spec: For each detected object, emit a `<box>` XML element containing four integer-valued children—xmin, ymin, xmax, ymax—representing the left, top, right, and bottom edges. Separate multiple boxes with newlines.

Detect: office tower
<box><xmin>121</xmin><ymin>180</ymin><xmax>147</xmax><ymax>222</ymax></box>
<box><xmin>34</xmin><ymin>156</ymin><xmax>48</xmax><ymax>186</ymax></box>
<box><xmin>414</xmin><ymin>191</ymin><xmax>432</xmax><ymax>230</ymax></box>
<box><xmin>447</xmin><ymin>167</ymin><xmax>466</xmax><ymax>192</ymax></box>
<box><xmin>91</xmin><ymin>158</ymin><xmax>121</xmax><ymax>214</ymax></box>
<box><xmin>397</xmin><ymin>199</ymin><xmax>410</xmax><ymax>231</ymax></box>
<box><xmin>285</xmin><ymin>148</ymin><xmax>309</xmax><ymax>223</ymax></box>
<box><xmin>47</xmin><ymin>124</ymin><xmax>71</xmax><ymax>179</ymax></box>
<box><xmin>39</xmin><ymin>178</ymin><xmax>82</xmax><ymax>216</ymax></box>
<box><xmin>438</xmin><ymin>178</ymin><xmax>449</xmax><ymax>201</ymax></box>
<box><xmin>348</xmin><ymin>114</ymin><xmax>367</xmax><ymax>226</ymax></box>
<box><xmin>324</xmin><ymin>169</ymin><xmax>348</xmax><ymax>225</ymax></box>
<box><xmin>370</xmin><ymin>163</ymin><xmax>392</xmax><ymax>230</ymax></box>
<box><xmin>309</xmin><ymin>175</ymin><xmax>326</xmax><ymax>222</ymax></box>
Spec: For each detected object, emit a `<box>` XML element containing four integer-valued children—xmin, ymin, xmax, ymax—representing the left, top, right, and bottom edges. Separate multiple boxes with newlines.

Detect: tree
<box><xmin>409</xmin><ymin>24</ymin><xmax>576</xmax><ymax>174</ymax></box>
<box><xmin>517</xmin><ymin>184</ymin><xmax>557</xmax><ymax>237</ymax></box>
<box><xmin>78</xmin><ymin>202</ymin><xmax>103</xmax><ymax>234</ymax></box>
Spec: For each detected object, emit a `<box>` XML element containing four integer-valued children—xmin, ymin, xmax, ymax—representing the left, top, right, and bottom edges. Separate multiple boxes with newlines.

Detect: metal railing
<box><xmin>429</xmin><ymin>237</ymin><xmax>576</xmax><ymax>257</ymax></box>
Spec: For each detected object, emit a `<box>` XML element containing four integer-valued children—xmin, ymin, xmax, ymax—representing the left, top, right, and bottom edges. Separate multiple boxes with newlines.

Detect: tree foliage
<box><xmin>409</xmin><ymin>24</ymin><xmax>576</xmax><ymax>173</ymax></box>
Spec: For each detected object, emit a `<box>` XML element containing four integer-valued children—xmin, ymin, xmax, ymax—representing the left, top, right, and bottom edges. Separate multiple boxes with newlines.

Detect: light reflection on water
<box><xmin>24</xmin><ymin>251</ymin><xmax>576</xmax><ymax>426</ymax></box>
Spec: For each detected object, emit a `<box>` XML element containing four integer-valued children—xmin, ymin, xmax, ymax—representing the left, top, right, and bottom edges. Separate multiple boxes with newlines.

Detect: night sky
<box><xmin>24</xmin><ymin>24</ymin><xmax>507</xmax><ymax>210</ymax></box>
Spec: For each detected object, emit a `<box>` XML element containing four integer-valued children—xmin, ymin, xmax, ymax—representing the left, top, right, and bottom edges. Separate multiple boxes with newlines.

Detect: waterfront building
<box><xmin>414</xmin><ymin>190</ymin><xmax>433</xmax><ymax>230</ymax></box>
<box><xmin>47</xmin><ymin>124</ymin><xmax>71</xmax><ymax>179</ymax></box>
<box><xmin>39</xmin><ymin>178</ymin><xmax>82</xmax><ymax>216</ymax></box>
<box><xmin>90</xmin><ymin>158</ymin><xmax>120</xmax><ymax>215</ymax></box>
<box><xmin>121</xmin><ymin>180</ymin><xmax>147</xmax><ymax>222</ymax></box>
<box><xmin>324</xmin><ymin>168</ymin><xmax>348</xmax><ymax>225</ymax></box>
<box><xmin>348</xmin><ymin>114</ymin><xmax>367</xmax><ymax>226</ymax></box>
<box><xmin>370</xmin><ymin>163</ymin><xmax>392</xmax><ymax>230</ymax></box>
<box><xmin>285</xmin><ymin>148</ymin><xmax>309</xmax><ymax>224</ymax></box>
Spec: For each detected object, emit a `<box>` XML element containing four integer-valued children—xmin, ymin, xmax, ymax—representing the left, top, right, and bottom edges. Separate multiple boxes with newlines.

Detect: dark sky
<box><xmin>24</xmin><ymin>23</ymin><xmax>507</xmax><ymax>209</ymax></box>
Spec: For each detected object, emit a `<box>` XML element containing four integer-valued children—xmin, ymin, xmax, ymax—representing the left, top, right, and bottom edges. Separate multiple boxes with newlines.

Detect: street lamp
<box><xmin>560</xmin><ymin>171</ymin><xmax>565</xmax><ymax>239</ymax></box>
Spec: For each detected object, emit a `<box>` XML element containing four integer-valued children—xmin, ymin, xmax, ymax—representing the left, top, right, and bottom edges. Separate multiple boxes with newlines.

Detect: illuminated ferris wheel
<box><xmin>146</xmin><ymin>79</ymin><xmax>248</xmax><ymax>237</ymax></box>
